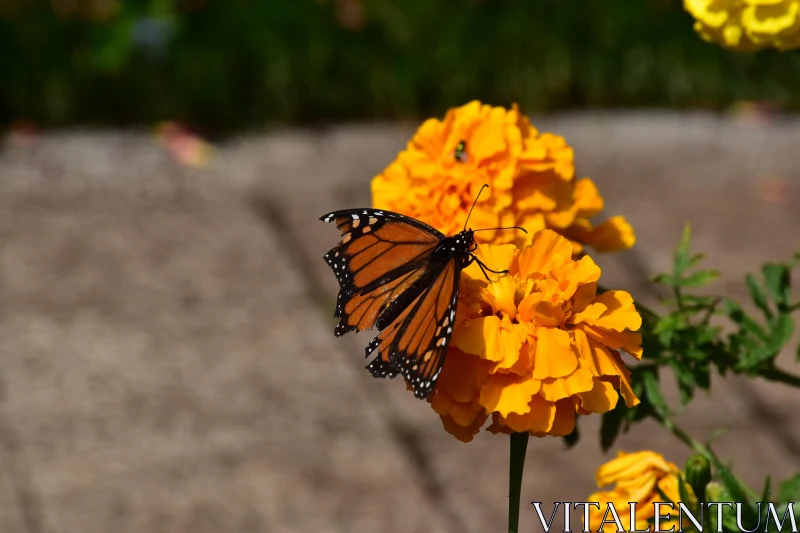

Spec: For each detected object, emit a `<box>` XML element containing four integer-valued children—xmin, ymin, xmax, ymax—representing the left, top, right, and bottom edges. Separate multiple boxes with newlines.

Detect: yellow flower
<box><xmin>685</xmin><ymin>0</ymin><xmax>800</xmax><ymax>51</ymax></box>
<box><xmin>428</xmin><ymin>230</ymin><xmax>642</xmax><ymax>442</ymax></box>
<box><xmin>586</xmin><ymin>451</ymin><xmax>696</xmax><ymax>532</ymax></box>
<box><xmin>371</xmin><ymin>101</ymin><xmax>635</xmax><ymax>255</ymax></box>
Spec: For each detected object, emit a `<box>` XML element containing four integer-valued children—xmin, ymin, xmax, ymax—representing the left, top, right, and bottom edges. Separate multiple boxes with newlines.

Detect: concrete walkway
<box><xmin>0</xmin><ymin>113</ymin><xmax>798</xmax><ymax>533</ymax></box>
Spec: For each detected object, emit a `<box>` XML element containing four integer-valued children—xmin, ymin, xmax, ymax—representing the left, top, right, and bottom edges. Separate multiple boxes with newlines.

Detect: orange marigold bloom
<box><xmin>428</xmin><ymin>229</ymin><xmax>642</xmax><ymax>442</ymax></box>
<box><xmin>371</xmin><ymin>100</ymin><xmax>635</xmax><ymax>254</ymax></box>
<box><xmin>586</xmin><ymin>451</ymin><xmax>695</xmax><ymax>532</ymax></box>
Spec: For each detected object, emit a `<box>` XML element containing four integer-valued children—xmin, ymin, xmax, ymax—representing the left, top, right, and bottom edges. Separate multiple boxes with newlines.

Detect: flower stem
<box><xmin>761</xmin><ymin>366</ymin><xmax>800</xmax><ymax>388</ymax></box>
<box><xmin>508</xmin><ymin>432</ymin><xmax>529</xmax><ymax>533</ymax></box>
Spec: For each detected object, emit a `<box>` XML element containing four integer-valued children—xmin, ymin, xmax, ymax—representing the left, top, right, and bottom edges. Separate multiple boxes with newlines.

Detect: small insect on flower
<box><xmin>454</xmin><ymin>139</ymin><xmax>468</xmax><ymax>163</ymax></box>
<box><xmin>320</xmin><ymin>185</ymin><xmax>526</xmax><ymax>399</ymax></box>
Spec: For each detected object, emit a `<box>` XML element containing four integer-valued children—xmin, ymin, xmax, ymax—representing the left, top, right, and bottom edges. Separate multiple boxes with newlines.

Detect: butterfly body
<box><xmin>321</xmin><ymin>208</ymin><xmax>477</xmax><ymax>399</ymax></box>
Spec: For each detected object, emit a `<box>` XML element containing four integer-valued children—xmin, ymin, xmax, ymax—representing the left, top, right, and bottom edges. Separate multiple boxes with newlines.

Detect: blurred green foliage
<box><xmin>3</xmin><ymin>0</ymin><xmax>800</xmax><ymax>132</ymax></box>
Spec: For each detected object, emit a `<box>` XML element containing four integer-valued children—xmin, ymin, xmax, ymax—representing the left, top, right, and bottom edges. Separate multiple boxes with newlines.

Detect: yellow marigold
<box><xmin>428</xmin><ymin>229</ymin><xmax>642</xmax><ymax>442</ymax></box>
<box><xmin>371</xmin><ymin>101</ymin><xmax>635</xmax><ymax>255</ymax></box>
<box><xmin>685</xmin><ymin>0</ymin><xmax>800</xmax><ymax>51</ymax></box>
<box><xmin>586</xmin><ymin>451</ymin><xmax>696</xmax><ymax>532</ymax></box>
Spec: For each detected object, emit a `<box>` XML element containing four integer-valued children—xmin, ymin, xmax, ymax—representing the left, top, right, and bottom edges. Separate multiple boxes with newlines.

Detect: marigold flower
<box><xmin>428</xmin><ymin>229</ymin><xmax>642</xmax><ymax>442</ymax></box>
<box><xmin>586</xmin><ymin>451</ymin><xmax>696</xmax><ymax>532</ymax></box>
<box><xmin>685</xmin><ymin>0</ymin><xmax>800</xmax><ymax>51</ymax></box>
<box><xmin>371</xmin><ymin>101</ymin><xmax>635</xmax><ymax>255</ymax></box>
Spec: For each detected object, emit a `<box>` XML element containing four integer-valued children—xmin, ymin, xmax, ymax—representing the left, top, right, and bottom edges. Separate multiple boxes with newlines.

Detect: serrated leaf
<box><xmin>651</xmin><ymin>273</ymin><xmax>676</xmax><ymax>286</ymax></box>
<box><xmin>670</xmin><ymin>361</ymin><xmax>696</xmax><ymax>405</ymax></box>
<box><xmin>777</xmin><ymin>474</ymin><xmax>800</xmax><ymax>502</ymax></box>
<box><xmin>724</xmin><ymin>299</ymin><xmax>769</xmax><ymax>341</ymax></box>
<box><xmin>746</xmin><ymin>273</ymin><xmax>773</xmax><ymax>319</ymax></box>
<box><xmin>679</xmin><ymin>269</ymin><xmax>720</xmax><ymax>287</ymax></box>
<box><xmin>688</xmin><ymin>252</ymin><xmax>706</xmax><ymax>268</ymax></box>
<box><xmin>642</xmin><ymin>368</ymin><xmax>671</xmax><ymax>417</ymax></box>
<box><xmin>766</xmin><ymin>314</ymin><xmax>794</xmax><ymax>354</ymax></box>
<box><xmin>763</xmin><ymin>263</ymin><xmax>791</xmax><ymax>311</ymax></box>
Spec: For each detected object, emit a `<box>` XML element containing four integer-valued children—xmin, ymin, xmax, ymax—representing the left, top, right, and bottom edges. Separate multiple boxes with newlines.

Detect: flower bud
<box><xmin>685</xmin><ymin>455</ymin><xmax>712</xmax><ymax>502</ymax></box>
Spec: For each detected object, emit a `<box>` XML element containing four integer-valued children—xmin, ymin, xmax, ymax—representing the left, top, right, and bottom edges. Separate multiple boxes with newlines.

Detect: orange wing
<box><xmin>365</xmin><ymin>260</ymin><xmax>460</xmax><ymax>399</ymax></box>
<box><xmin>321</xmin><ymin>209</ymin><xmax>444</xmax><ymax>338</ymax></box>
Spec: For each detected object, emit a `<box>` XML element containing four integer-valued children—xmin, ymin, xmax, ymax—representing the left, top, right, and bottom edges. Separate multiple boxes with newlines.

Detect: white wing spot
<box><xmin>352</xmin><ymin>214</ymin><xmax>359</xmax><ymax>220</ymax></box>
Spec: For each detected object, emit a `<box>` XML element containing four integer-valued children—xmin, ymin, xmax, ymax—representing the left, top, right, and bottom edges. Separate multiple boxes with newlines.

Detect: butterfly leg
<box><xmin>471</xmin><ymin>256</ymin><xmax>510</xmax><ymax>281</ymax></box>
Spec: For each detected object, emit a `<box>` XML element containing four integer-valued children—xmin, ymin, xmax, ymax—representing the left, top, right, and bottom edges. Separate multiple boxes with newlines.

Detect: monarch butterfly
<box><xmin>321</xmin><ymin>185</ymin><xmax>526</xmax><ymax>399</ymax></box>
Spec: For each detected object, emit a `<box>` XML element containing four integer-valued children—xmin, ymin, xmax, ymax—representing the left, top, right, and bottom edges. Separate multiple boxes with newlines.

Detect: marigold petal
<box><xmin>451</xmin><ymin>315</ymin><xmax>527</xmax><ymax>367</ymax></box>
<box><xmin>450</xmin><ymin>400</ymin><xmax>487</xmax><ymax>427</ymax></box>
<box><xmin>471</xmin><ymin>120</ymin><xmax>509</xmax><ymax>163</ymax></box>
<box><xmin>539</xmin><ymin>366</ymin><xmax>594</xmax><ymax>401</ymax></box>
<box><xmin>542</xmin><ymin>398</ymin><xmax>577</xmax><ymax>437</ymax></box>
<box><xmin>572</xmin><ymin>302</ymin><xmax>607</xmax><ymax>326</ymax></box>
<box><xmin>582</xmin><ymin>324</ymin><xmax>644</xmax><ymax>359</ymax></box>
<box><xmin>587</xmin><ymin>216</ymin><xmax>636</xmax><ymax>253</ymax></box>
<box><xmin>452</xmin><ymin>316</ymin><xmax>502</xmax><ymax>361</ymax></box>
<box><xmin>573</xmin><ymin>328</ymin><xmax>623</xmax><ymax>376</ymax></box>
<box><xmin>571</xmin><ymin>282</ymin><xmax>598</xmax><ymax>314</ymax></box>
<box><xmin>573</xmin><ymin>178</ymin><xmax>604</xmax><ymax>218</ymax></box>
<box><xmin>589</xmin><ymin>291</ymin><xmax>643</xmax><ymax>332</ymax></box>
<box><xmin>480</xmin><ymin>373</ymin><xmax>541</xmax><ymax>417</ymax></box>
<box><xmin>501</xmin><ymin>394</ymin><xmax>557</xmax><ymax>433</ymax></box>
<box><xmin>742</xmin><ymin>2</ymin><xmax>800</xmax><ymax>37</ymax></box>
<box><xmin>435</xmin><ymin>348</ymin><xmax>493</xmax><ymax>402</ymax></box>
<box><xmin>516</xmin><ymin>229</ymin><xmax>574</xmax><ymax>277</ymax></box>
<box><xmin>439</xmin><ymin>411</ymin><xmax>489</xmax><ymax>443</ymax></box>
<box><xmin>578</xmin><ymin>379</ymin><xmax>619</xmax><ymax>414</ymax></box>
<box><xmin>532</xmin><ymin>327</ymin><xmax>578</xmax><ymax>379</ymax></box>
<box><xmin>555</xmin><ymin>255</ymin><xmax>602</xmax><ymax>300</ymax></box>
<box><xmin>464</xmin><ymin>244</ymin><xmax>517</xmax><ymax>282</ymax></box>
<box><xmin>596</xmin><ymin>451</ymin><xmax>674</xmax><ymax>487</ymax></box>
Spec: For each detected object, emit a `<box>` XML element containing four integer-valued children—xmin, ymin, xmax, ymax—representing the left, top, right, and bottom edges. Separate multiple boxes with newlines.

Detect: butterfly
<box><xmin>320</xmin><ymin>185</ymin><xmax>526</xmax><ymax>399</ymax></box>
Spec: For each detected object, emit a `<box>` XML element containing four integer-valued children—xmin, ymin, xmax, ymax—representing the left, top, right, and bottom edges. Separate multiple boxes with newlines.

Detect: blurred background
<box><xmin>4</xmin><ymin>0</ymin><xmax>800</xmax><ymax>131</ymax></box>
<box><xmin>1</xmin><ymin>1</ymin><xmax>799</xmax><ymax>533</ymax></box>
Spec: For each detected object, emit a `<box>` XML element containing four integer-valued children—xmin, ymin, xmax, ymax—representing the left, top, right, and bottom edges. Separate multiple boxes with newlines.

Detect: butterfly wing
<box><xmin>366</xmin><ymin>258</ymin><xmax>460</xmax><ymax>399</ymax></box>
<box><xmin>321</xmin><ymin>208</ymin><xmax>445</xmax><ymax>338</ymax></box>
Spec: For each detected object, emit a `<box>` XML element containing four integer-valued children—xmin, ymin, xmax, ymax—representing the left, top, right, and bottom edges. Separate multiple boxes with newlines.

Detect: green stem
<box><xmin>658</xmin><ymin>415</ymin><xmax>709</xmax><ymax>458</ymax></box>
<box><xmin>761</xmin><ymin>366</ymin><xmax>800</xmax><ymax>388</ymax></box>
<box><xmin>508</xmin><ymin>432</ymin><xmax>529</xmax><ymax>533</ymax></box>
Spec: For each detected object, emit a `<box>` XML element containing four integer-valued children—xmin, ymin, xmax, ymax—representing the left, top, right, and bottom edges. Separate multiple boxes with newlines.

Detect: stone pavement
<box><xmin>0</xmin><ymin>114</ymin><xmax>798</xmax><ymax>533</ymax></box>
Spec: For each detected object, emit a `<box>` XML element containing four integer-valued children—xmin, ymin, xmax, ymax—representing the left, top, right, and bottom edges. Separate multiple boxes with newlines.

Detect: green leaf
<box><xmin>718</xmin><ymin>464</ymin><xmax>754</xmax><ymax>509</ymax></box>
<box><xmin>688</xmin><ymin>252</ymin><xmax>706</xmax><ymax>268</ymax></box>
<box><xmin>674</xmin><ymin>224</ymin><xmax>693</xmax><ymax>276</ymax></box>
<box><xmin>777</xmin><ymin>474</ymin><xmax>800</xmax><ymax>502</ymax></box>
<box><xmin>763</xmin><ymin>263</ymin><xmax>791</xmax><ymax>311</ymax></box>
<box><xmin>600</xmin><ymin>405</ymin><xmax>623</xmax><ymax>452</ymax></box>
<box><xmin>670</xmin><ymin>360</ymin><xmax>696</xmax><ymax>405</ymax></box>
<box><xmin>563</xmin><ymin>423</ymin><xmax>580</xmax><ymax>449</ymax></box>
<box><xmin>746</xmin><ymin>273</ymin><xmax>772</xmax><ymax>319</ymax></box>
<box><xmin>761</xmin><ymin>476</ymin><xmax>772</xmax><ymax>505</ymax></box>
<box><xmin>679</xmin><ymin>269</ymin><xmax>720</xmax><ymax>287</ymax></box>
<box><xmin>723</xmin><ymin>299</ymin><xmax>769</xmax><ymax>341</ymax></box>
<box><xmin>766</xmin><ymin>314</ymin><xmax>795</xmax><ymax>354</ymax></box>
<box><xmin>651</xmin><ymin>273</ymin><xmax>676</xmax><ymax>286</ymax></box>
<box><xmin>642</xmin><ymin>368</ymin><xmax>671</xmax><ymax>417</ymax></box>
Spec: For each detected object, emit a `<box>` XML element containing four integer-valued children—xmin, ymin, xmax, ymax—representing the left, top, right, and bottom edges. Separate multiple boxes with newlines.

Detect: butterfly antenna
<box><xmin>473</xmin><ymin>226</ymin><xmax>528</xmax><ymax>234</ymax></box>
<box><xmin>463</xmin><ymin>184</ymin><xmax>489</xmax><ymax>230</ymax></box>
